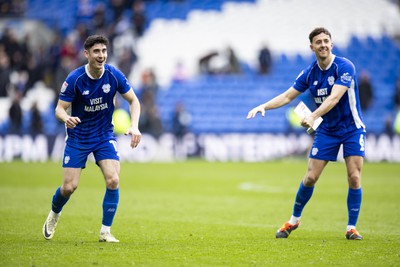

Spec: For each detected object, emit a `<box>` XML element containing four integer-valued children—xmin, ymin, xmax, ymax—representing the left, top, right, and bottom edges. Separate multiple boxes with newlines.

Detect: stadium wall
<box><xmin>0</xmin><ymin>133</ymin><xmax>399</xmax><ymax>163</ymax></box>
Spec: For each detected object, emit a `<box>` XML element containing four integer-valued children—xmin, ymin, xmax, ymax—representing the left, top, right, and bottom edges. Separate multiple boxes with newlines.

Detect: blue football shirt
<box><xmin>293</xmin><ymin>55</ymin><xmax>365</xmax><ymax>133</ymax></box>
<box><xmin>59</xmin><ymin>64</ymin><xmax>131</xmax><ymax>144</ymax></box>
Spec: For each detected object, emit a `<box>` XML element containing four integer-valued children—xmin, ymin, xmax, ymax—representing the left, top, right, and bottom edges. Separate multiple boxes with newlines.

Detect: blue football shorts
<box><xmin>309</xmin><ymin>127</ymin><xmax>366</xmax><ymax>161</ymax></box>
<box><xmin>62</xmin><ymin>139</ymin><xmax>120</xmax><ymax>168</ymax></box>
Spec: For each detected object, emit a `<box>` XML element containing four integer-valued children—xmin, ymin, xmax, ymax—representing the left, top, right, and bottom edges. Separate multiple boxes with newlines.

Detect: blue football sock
<box><xmin>293</xmin><ymin>181</ymin><xmax>314</xmax><ymax>217</ymax></box>
<box><xmin>102</xmin><ymin>188</ymin><xmax>119</xmax><ymax>227</ymax></box>
<box><xmin>52</xmin><ymin>187</ymin><xmax>70</xmax><ymax>213</ymax></box>
<box><xmin>347</xmin><ymin>187</ymin><xmax>362</xmax><ymax>226</ymax></box>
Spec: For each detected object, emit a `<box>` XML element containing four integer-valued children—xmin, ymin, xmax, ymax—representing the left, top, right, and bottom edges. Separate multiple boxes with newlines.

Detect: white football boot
<box><xmin>43</xmin><ymin>211</ymin><xmax>61</xmax><ymax>240</ymax></box>
<box><xmin>99</xmin><ymin>232</ymin><xmax>120</xmax><ymax>243</ymax></box>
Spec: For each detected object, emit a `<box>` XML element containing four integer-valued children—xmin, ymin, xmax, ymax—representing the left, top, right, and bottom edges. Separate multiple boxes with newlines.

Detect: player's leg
<box><xmin>95</xmin><ymin>140</ymin><xmax>121</xmax><ymax>242</ymax></box>
<box><xmin>276</xmin><ymin>158</ymin><xmax>328</xmax><ymax>238</ymax></box>
<box><xmin>343</xmin><ymin>129</ymin><xmax>365</xmax><ymax>240</ymax></box>
<box><xmin>295</xmin><ymin>158</ymin><xmax>328</xmax><ymax>215</ymax></box>
<box><xmin>43</xmin><ymin>168</ymin><xmax>82</xmax><ymax>240</ymax></box>
<box><xmin>98</xmin><ymin>159</ymin><xmax>120</xmax><ymax>242</ymax></box>
<box><xmin>276</xmin><ymin>130</ymin><xmax>340</xmax><ymax>238</ymax></box>
<box><xmin>43</xmin><ymin>142</ymin><xmax>88</xmax><ymax>240</ymax></box>
<box><xmin>344</xmin><ymin>155</ymin><xmax>364</xmax><ymax>240</ymax></box>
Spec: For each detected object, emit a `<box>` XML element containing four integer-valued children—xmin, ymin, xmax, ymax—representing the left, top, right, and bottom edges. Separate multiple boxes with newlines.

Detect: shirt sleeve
<box><xmin>59</xmin><ymin>75</ymin><xmax>76</xmax><ymax>102</ymax></box>
<box><xmin>293</xmin><ymin>69</ymin><xmax>309</xmax><ymax>93</ymax></box>
<box><xmin>335</xmin><ymin>58</ymin><xmax>356</xmax><ymax>88</ymax></box>
<box><xmin>113</xmin><ymin>67</ymin><xmax>132</xmax><ymax>95</ymax></box>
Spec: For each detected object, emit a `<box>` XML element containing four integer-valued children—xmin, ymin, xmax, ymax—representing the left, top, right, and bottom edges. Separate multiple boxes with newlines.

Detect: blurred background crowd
<box><xmin>1</xmin><ymin>0</ymin><xmax>400</xmax><ymax>138</ymax></box>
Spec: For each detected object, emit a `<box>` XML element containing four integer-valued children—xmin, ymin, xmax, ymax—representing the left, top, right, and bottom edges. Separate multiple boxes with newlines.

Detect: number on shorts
<box><xmin>109</xmin><ymin>140</ymin><xmax>118</xmax><ymax>152</ymax></box>
<box><xmin>359</xmin><ymin>134</ymin><xmax>365</xmax><ymax>151</ymax></box>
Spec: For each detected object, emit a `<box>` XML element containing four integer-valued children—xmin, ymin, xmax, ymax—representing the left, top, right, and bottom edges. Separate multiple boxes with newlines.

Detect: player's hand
<box><xmin>125</xmin><ymin>128</ymin><xmax>141</xmax><ymax>148</ymax></box>
<box><xmin>65</xmin><ymin>116</ymin><xmax>81</xmax><ymax>129</ymax></box>
<box><xmin>301</xmin><ymin>115</ymin><xmax>315</xmax><ymax>129</ymax></box>
<box><xmin>246</xmin><ymin>105</ymin><xmax>265</xmax><ymax>119</ymax></box>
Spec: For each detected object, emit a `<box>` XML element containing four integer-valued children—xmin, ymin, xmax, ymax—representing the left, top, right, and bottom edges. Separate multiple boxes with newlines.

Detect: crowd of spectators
<box><xmin>0</xmin><ymin>0</ymin><xmax>167</xmax><ymax>137</ymax></box>
<box><xmin>0</xmin><ymin>0</ymin><xmax>274</xmax><ymax>138</ymax></box>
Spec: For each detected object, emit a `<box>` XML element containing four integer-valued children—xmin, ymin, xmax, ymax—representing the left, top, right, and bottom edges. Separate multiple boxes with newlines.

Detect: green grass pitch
<box><xmin>0</xmin><ymin>160</ymin><xmax>399</xmax><ymax>266</ymax></box>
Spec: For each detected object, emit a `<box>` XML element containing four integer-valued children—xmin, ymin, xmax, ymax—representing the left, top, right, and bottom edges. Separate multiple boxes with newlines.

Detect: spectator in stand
<box><xmin>25</xmin><ymin>51</ymin><xmax>46</xmax><ymax>93</ymax></box>
<box><xmin>11</xmin><ymin>68</ymin><xmax>29</xmax><ymax>96</ymax></box>
<box><xmin>395</xmin><ymin>76</ymin><xmax>400</xmax><ymax>109</ymax></box>
<box><xmin>60</xmin><ymin>36</ymin><xmax>80</xmax><ymax>68</ymax></box>
<box><xmin>139</xmin><ymin>90</ymin><xmax>163</xmax><ymax>138</ymax></box>
<box><xmin>199</xmin><ymin>46</ymin><xmax>241</xmax><ymax>75</ymax></box>
<box><xmin>225</xmin><ymin>46</ymin><xmax>241</xmax><ymax>74</ymax></box>
<box><xmin>30</xmin><ymin>102</ymin><xmax>43</xmax><ymax>136</ymax></box>
<box><xmin>258</xmin><ymin>43</ymin><xmax>272</xmax><ymax>75</ymax></box>
<box><xmin>131</xmin><ymin>0</ymin><xmax>147</xmax><ymax>38</ymax></box>
<box><xmin>46</xmin><ymin>33</ymin><xmax>62</xmax><ymax>87</ymax></box>
<box><xmin>199</xmin><ymin>51</ymin><xmax>219</xmax><ymax>75</ymax></box>
<box><xmin>172</xmin><ymin>102</ymin><xmax>191</xmax><ymax>139</ymax></box>
<box><xmin>8</xmin><ymin>91</ymin><xmax>23</xmax><ymax>134</ymax></box>
<box><xmin>383</xmin><ymin>76</ymin><xmax>400</xmax><ymax>136</ymax></box>
<box><xmin>116</xmin><ymin>47</ymin><xmax>137</xmax><ymax>77</ymax></box>
<box><xmin>92</xmin><ymin>3</ymin><xmax>108</xmax><ymax>34</ymax></box>
<box><xmin>109</xmin><ymin>0</ymin><xmax>126</xmax><ymax>22</ymax></box>
<box><xmin>138</xmin><ymin>67</ymin><xmax>162</xmax><ymax>137</ymax></box>
<box><xmin>141</xmin><ymin>105</ymin><xmax>163</xmax><ymax>138</ymax></box>
<box><xmin>0</xmin><ymin>48</ymin><xmax>12</xmax><ymax>97</ymax></box>
<box><xmin>358</xmin><ymin>70</ymin><xmax>373</xmax><ymax>111</ymax></box>
<box><xmin>1</xmin><ymin>28</ymin><xmax>30</xmax><ymax>71</ymax></box>
<box><xmin>140</xmin><ymin>68</ymin><xmax>159</xmax><ymax>97</ymax></box>
<box><xmin>0</xmin><ymin>0</ymin><xmax>25</xmax><ymax>16</ymax></box>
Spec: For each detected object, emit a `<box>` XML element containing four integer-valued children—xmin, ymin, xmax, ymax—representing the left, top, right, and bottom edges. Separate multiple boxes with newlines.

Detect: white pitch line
<box><xmin>238</xmin><ymin>182</ymin><xmax>285</xmax><ymax>193</ymax></box>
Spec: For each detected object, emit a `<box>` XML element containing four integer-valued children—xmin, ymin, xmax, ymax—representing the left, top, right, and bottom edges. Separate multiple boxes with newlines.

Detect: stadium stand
<box><xmin>1</xmin><ymin>0</ymin><xmax>400</xmax><ymax>135</ymax></box>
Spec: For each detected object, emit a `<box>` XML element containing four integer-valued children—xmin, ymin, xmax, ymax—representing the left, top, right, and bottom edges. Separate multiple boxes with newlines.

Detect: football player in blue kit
<box><xmin>247</xmin><ymin>27</ymin><xmax>365</xmax><ymax>240</ymax></box>
<box><xmin>43</xmin><ymin>35</ymin><xmax>141</xmax><ymax>242</ymax></box>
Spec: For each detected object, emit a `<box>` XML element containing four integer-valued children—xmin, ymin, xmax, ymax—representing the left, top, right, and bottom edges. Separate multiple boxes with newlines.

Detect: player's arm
<box><xmin>55</xmin><ymin>99</ymin><xmax>81</xmax><ymax>129</ymax></box>
<box><xmin>302</xmin><ymin>84</ymin><xmax>348</xmax><ymax>128</ymax></box>
<box><xmin>247</xmin><ymin>87</ymin><xmax>301</xmax><ymax>119</ymax></box>
<box><xmin>121</xmin><ymin>88</ymin><xmax>141</xmax><ymax>148</ymax></box>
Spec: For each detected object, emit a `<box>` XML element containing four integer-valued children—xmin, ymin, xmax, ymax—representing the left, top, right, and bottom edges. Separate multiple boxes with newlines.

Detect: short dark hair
<box><xmin>84</xmin><ymin>35</ymin><xmax>109</xmax><ymax>50</ymax></box>
<box><xmin>309</xmin><ymin>27</ymin><xmax>331</xmax><ymax>43</ymax></box>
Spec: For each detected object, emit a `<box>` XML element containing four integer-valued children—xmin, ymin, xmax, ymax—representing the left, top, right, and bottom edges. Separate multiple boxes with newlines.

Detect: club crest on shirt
<box><xmin>328</xmin><ymin>76</ymin><xmax>335</xmax><ymax>86</ymax></box>
<box><xmin>102</xmin><ymin>84</ymin><xmax>111</xmax><ymax>93</ymax></box>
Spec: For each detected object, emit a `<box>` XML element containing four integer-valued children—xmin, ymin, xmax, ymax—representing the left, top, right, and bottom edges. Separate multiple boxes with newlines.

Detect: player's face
<box><xmin>85</xmin><ymin>43</ymin><xmax>107</xmax><ymax>71</ymax></box>
<box><xmin>310</xmin><ymin>33</ymin><xmax>333</xmax><ymax>60</ymax></box>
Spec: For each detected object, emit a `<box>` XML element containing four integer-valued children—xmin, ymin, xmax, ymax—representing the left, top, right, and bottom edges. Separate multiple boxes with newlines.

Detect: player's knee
<box><xmin>61</xmin><ymin>184</ymin><xmax>77</xmax><ymax>196</ymax></box>
<box><xmin>106</xmin><ymin>176</ymin><xmax>120</xmax><ymax>189</ymax></box>
<box><xmin>348</xmin><ymin>174</ymin><xmax>361</xmax><ymax>189</ymax></box>
<box><xmin>303</xmin><ymin>175</ymin><xmax>318</xmax><ymax>186</ymax></box>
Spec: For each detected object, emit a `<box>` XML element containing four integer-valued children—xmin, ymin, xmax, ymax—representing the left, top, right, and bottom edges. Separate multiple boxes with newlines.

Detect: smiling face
<box><xmin>85</xmin><ymin>43</ymin><xmax>107</xmax><ymax>73</ymax></box>
<box><xmin>309</xmin><ymin>32</ymin><xmax>333</xmax><ymax>61</ymax></box>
